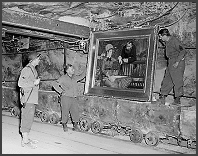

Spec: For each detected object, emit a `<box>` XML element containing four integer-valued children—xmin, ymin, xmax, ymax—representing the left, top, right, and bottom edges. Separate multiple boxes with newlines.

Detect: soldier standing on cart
<box><xmin>157</xmin><ymin>28</ymin><xmax>187</xmax><ymax>105</ymax></box>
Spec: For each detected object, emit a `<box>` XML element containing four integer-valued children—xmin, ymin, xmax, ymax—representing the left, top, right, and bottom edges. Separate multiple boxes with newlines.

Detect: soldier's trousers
<box><xmin>20</xmin><ymin>103</ymin><xmax>36</xmax><ymax>133</ymax></box>
<box><xmin>60</xmin><ymin>96</ymin><xmax>79</xmax><ymax>124</ymax></box>
<box><xmin>160</xmin><ymin>60</ymin><xmax>185</xmax><ymax>97</ymax></box>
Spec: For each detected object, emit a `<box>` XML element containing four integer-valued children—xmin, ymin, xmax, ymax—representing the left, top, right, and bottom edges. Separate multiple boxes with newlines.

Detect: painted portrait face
<box><xmin>107</xmin><ymin>49</ymin><xmax>113</xmax><ymax>58</ymax></box>
<box><xmin>126</xmin><ymin>42</ymin><xmax>133</xmax><ymax>50</ymax></box>
<box><xmin>67</xmin><ymin>66</ymin><xmax>75</xmax><ymax>75</ymax></box>
<box><xmin>159</xmin><ymin>34</ymin><xmax>168</xmax><ymax>42</ymax></box>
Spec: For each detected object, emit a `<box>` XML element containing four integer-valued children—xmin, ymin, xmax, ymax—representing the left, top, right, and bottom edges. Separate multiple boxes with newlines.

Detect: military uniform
<box><xmin>160</xmin><ymin>36</ymin><xmax>187</xmax><ymax>99</ymax></box>
<box><xmin>17</xmin><ymin>52</ymin><xmax>41</xmax><ymax>149</ymax></box>
<box><xmin>101</xmin><ymin>57</ymin><xmax>118</xmax><ymax>87</ymax></box>
<box><xmin>18</xmin><ymin>63</ymin><xmax>39</xmax><ymax>133</ymax></box>
<box><xmin>52</xmin><ymin>69</ymin><xmax>86</xmax><ymax>126</ymax></box>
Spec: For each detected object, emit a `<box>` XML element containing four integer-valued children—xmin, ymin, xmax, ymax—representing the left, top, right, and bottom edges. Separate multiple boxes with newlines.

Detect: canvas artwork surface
<box><xmin>85</xmin><ymin>27</ymin><xmax>158</xmax><ymax>101</ymax></box>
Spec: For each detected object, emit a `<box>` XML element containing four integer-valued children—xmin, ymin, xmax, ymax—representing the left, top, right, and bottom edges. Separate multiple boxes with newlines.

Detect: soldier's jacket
<box><xmin>165</xmin><ymin>36</ymin><xmax>187</xmax><ymax>65</ymax></box>
<box><xmin>102</xmin><ymin>57</ymin><xmax>117</xmax><ymax>76</ymax></box>
<box><xmin>18</xmin><ymin>63</ymin><xmax>39</xmax><ymax>104</ymax></box>
<box><xmin>52</xmin><ymin>69</ymin><xmax>86</xmax><ymax>97</ymax></box>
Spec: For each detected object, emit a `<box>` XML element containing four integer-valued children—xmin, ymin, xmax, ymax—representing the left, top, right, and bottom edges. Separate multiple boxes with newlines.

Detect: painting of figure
<box><xmin>85</xmin><ymin>27</ymin><xmax>157</xmax><ymax>101</ymax></box>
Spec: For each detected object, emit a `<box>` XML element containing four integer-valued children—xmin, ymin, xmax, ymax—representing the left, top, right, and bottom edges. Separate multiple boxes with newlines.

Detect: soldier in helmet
<box><xmin>100</xmin><ymin>44</ymin><xmax>119</xmax><ymax>87</ymax></box>
<box><xmin>18</xmin><ymin>52</ymin><xmax>41</xmax><ymax>149</ymax></box>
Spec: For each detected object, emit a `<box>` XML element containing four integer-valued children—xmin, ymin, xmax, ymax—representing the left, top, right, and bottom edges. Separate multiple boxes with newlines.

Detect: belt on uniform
<box><xmin>61</xmin><ymin>92</ymin><xmax>77</xmax><ymax>98</ymax></box>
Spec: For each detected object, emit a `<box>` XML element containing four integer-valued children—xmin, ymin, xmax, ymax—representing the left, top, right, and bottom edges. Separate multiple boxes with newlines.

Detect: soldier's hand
<box><xmin>118</xmin><ymin>56</ymin><xmax>122</xmax><ymax>64</ymax></box>
<box><xmin>22</xmin><ymin>102</ymin><xmax>26</xmax><ymax>108</ymax></box>
<box><xmin>173</xmin><ymin>62</ymin><xmax>179</xmax><ymax>68</ymax></box>
<box><xmin>34</xmin><ymin>78</ymin><xmax>40</xmax><ymax>86</ymax></box>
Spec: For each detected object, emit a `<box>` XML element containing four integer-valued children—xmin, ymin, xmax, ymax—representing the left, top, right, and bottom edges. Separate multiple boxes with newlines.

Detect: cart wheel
<box><xmin>79</xmin><ymin>117</ymin><xmax>91</xmax><ymax>132</ymax></box>
<box><xmin>129</xmin><ymin>128</ymin><xmax>143</xmax><ymax>143</ymax></box>
<box><xmin>91</xmin><ymin>121</ymin><xmax>103</xmax><ymax>134</ymax></box>
<box><xmin>34</xmin><ymin>109</ymin><xmax>42</xmax><ymax>118</ymax></box>
<box><xmin>187</xmin><ymin>140</ymin><xmax>196</xmax><ymax>149</ymax></box>
<box><xmin>177</xmin><ymin>136</ymin><xmax>182</xmax><ymax>147</ymax></box>
<box><xmin>110</xmin><ymin>125</ymin><xmax>118</xmax><ymax>137</ymax></box>
<box><xmin>49</xmin><ymin>113</ymin><xmax>59</xmax><ymax>124</ymax></box>
<box><xmin>125</xmin><ymin>126</ymin><xmax>132</xmax><ymax>135</ymax></box>
<box><xmin>40</xmin><ymin>111</ymin><xmax>50</xmax><ymax>122</ymax></box>
<box><xmin>11</xmin><ymin>106</ymin><xmax>20</xmax><ymax>117</ymax></box>
<box><xmin>144</xmin><ymin>131</ymin><xmax>159</xmax><ymax>146</ymax></box>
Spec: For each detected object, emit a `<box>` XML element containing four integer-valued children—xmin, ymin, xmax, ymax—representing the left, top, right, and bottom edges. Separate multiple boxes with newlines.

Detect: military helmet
<box><xmin>105</xmin><ymin>44</ymin><xmax>113</xmax><ymax>52</ymax></box>
<box><xmin>28</xmin><ymin>52</ymin><xmax>41</xmax><ymax>62</ymax></box>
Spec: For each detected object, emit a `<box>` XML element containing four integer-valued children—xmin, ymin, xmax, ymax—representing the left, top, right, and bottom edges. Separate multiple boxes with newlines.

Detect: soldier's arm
<box><xmin>174</xmin><ymin>38</ymin><xmax>187</xmax><ymax>62</ymax></box>
<box><xmin>52</xmin><ymin>77</ymin><xmax>64</xmax><ymax>94</ymax></box>
<box><xmin>18</xmin><ymin>67</ymin><xmax>35</xmax><ymax>88</ymax></box>
<box><xmin>112</xmin><ymin>57</ymin><xmax>117</xmax><ymax>62</ymax></box>
<box><xmin>74</xmin><ymin>67</ymin><xmax>87</xmax><ymax>81</ymax></box>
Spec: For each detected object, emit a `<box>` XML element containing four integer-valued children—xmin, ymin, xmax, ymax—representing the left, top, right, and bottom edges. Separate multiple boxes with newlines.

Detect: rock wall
<box><xmin>2</xmin><ymin>23</ymin><xmax>196</xmax><ymax>141</ymax></box>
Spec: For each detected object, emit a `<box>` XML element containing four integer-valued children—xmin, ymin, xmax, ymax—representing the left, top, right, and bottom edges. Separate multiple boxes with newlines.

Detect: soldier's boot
<box><xmin>62</xmin><ymin>123</ymin><xmax>68</xmax><ymax>132</ymax></box>
<box><xmin>157</xmin><ymin>94</ymin><xmax>167</xmax><ymax>105</ymax></box>
<box><xmin>21</xmin><ymin>132</ymin><xmax>37</xmax><ymax>149</ymax></box>
<box><xmin>172</xmin><ymin>97</ymin><xmax>181</xmax><ymax>106</ymax></box>
<box><xmin>72</xmin><ymin>122</ymin><xmax>81</xmax><ymax>132</ymax></box>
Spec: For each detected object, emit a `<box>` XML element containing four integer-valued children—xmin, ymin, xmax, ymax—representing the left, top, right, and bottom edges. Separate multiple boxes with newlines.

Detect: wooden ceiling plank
<box><xmin>2</xmin><ymin>8</ymin><xmax>90</xmax><ymax>39</ymax></box>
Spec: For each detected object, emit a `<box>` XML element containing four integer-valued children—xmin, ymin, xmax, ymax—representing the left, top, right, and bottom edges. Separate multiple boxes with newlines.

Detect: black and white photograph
<box><xmin>2</xmin><ymin>2</ymin><xmax>196</xmax><ymax>154</ymax></box>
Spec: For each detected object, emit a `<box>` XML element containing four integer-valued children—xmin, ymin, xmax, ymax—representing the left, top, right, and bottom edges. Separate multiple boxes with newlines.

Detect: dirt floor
<box><xmin>2</xmin><ymin>111</ymin><xmax>196</xmax><ymax>154</ymax></box>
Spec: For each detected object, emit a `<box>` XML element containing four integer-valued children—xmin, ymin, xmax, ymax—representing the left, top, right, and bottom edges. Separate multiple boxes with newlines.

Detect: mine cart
<box><xmin>2</xmin><ymin>9</ymin><xmax>196</xmax><ymax>149</ymax></box>
<box><xmin>77</xmin><ymin>26</ymin><xmax>196</xmax><ymax>149</ymax></box>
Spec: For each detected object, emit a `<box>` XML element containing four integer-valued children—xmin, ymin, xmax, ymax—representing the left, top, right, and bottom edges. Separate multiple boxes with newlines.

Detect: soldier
<box><xmin>158</xmin><ymin>28</ymin><xmax>187</xmax><ymax>105</ymax></box>
<box><xmin>18</xmin><ymin>52</ymin><xmax>41</xmax><ymax>149</ymax></box>
<box><xmin>101</xmin><ymin>44</ymin><xmax>118</xmax><ymax>87</ymax></box>
<box><xmin>52</xmin><ymin>64</ymin><xmax>86</xmax><ymax>132</ymax></box>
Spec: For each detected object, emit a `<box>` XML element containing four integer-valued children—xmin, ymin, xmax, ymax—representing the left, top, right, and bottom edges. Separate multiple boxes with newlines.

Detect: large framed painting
<box><xmin>85</xmin><ymin>26</ymin><xmax>158</xmax><ymax>101</ymax></box>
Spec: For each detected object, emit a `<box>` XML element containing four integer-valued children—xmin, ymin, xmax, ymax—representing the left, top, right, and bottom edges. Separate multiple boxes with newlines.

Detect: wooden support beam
<box><xmin>63</xmin><ymin>42</ymin><xmax>69</xmax><ymax>74</ymax></box>
<box><xmin>2</xmin><ymin>8</ymin><xmax>90</xmax><ymax>39</ymax></box>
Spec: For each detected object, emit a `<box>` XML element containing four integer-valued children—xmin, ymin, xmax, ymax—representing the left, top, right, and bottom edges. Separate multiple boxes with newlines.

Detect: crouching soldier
<box><xmin>52</xmin><ymin>64</ymin><xmax>86</xmax><ymax>132</ymax></box>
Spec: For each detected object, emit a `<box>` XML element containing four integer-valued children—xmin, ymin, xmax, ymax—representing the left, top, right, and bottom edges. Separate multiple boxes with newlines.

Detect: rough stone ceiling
<box><xmin>2</xmin><ymin>2</ymin><xmax>196</xmax><ymax>29</ymax></box>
